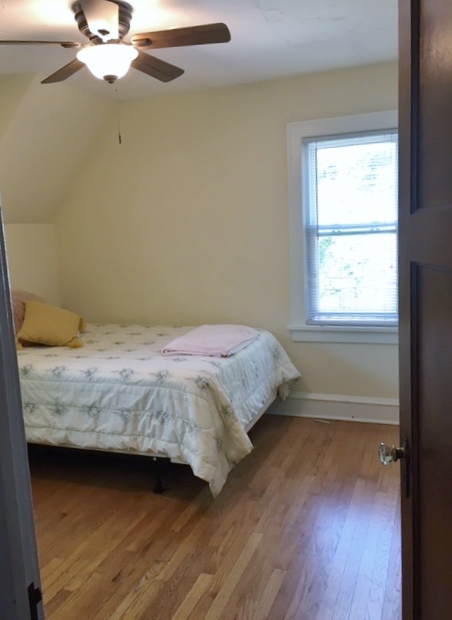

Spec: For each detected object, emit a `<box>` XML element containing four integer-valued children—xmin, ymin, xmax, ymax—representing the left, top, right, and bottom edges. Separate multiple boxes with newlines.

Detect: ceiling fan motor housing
<box><xmin>0</xmin><ymin>2</ymin><xmax>230</xmax><ymax>86</ymax></box>
<box><xmin>72</xmin><ymin>0</ymin><xmax>133</xmax><ymax>43</ymax></box>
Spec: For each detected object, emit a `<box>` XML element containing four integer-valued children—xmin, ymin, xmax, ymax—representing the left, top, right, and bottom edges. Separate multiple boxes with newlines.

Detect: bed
<box><xmin>17</xmin><ymin>323</ymin><xmax>300</xmax><ymax>496</ymax></box>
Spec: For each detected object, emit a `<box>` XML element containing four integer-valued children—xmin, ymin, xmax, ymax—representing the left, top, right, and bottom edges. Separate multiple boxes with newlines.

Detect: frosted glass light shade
<box><xmin>77</xmin><ymin>44</ymin><xmax>138</xmax><ymax>82</ymax></box>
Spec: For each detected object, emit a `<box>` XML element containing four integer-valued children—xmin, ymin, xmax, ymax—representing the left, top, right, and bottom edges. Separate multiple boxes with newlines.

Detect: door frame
<box><xmin>0</xmin><ymin>207</ymin><xmax>44</xmax><ymax>619</ymax></box>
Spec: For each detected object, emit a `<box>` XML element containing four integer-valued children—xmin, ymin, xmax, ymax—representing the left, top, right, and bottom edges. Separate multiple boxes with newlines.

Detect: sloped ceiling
<box><xmin>0</xmin><ymin>1</ymin><xmax>397</xmax><ymax>224</ymax></box>
<box><xmin>0</xmin><ymin>74</ymin><xmax>114</xmax><ymax>223</ymax></box>
<box><xmin>0</xmin><ymin>0</ymin><xmax>398</xmax><ymax>100</ymax></box>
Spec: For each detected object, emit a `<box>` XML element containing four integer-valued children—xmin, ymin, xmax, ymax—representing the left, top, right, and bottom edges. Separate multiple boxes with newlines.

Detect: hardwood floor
<box><xmin>30</xmin><ymin>415</ymin><xmax>401</xmax><ymax>620</ymax></box>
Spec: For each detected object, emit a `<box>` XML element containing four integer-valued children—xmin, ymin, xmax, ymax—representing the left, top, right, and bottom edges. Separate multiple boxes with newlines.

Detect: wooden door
<box><xmin>0</xmin><ymin>204</ymin><xmax>44</xmax><ymax>619</ymax></box>
<box><xmin>399</xmin><ymin>0</ymin><xmax>452</xmax><ymax>618</ymax></box>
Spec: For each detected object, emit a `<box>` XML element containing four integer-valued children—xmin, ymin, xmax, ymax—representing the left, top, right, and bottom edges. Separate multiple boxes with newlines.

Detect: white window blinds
<box><xmin>304</xmin><ymin>130</ymin><xmax>398</xmax><ymax>326</ymax></box>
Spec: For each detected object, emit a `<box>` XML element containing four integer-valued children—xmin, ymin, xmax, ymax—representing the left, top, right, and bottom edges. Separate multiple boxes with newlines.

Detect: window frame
<box><xmin>286</xmin><ymin>110</ymin><xmax>399</xmax><ymax>345</ymax></box>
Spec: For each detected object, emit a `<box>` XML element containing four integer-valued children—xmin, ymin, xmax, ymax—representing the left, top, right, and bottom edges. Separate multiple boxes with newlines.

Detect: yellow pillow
<box><xmin>17</xmin><ymin>301</ymin><xmax>86</xmax><ymax>349</ymax></box>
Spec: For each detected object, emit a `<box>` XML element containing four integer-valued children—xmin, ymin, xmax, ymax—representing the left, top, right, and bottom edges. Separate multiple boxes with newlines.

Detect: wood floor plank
<box><xmin>314</xmin><ymin>477</ymin><xmax>369</xmax><ymax>620</ymax></box>
<box><xmin>204</xmin><ymin>532</ymin><xmax>262</xmax><ymax>620</ymax></box>
<box><xmin>30</xmin><ymin>416</ymin><xmax>401</xmax><ymax>620</ymax></box>
<box><xmin>171</xmin><ymin>573</ymin><xmax>214</xmax><ymax>620</ymax></box>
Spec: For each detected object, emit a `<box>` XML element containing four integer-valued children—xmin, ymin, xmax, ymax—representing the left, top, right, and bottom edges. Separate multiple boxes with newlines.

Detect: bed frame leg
<box><xmin>152</xmin><ymin>457</ymin><xmax>165</xmax><ymax>494</ymax></box>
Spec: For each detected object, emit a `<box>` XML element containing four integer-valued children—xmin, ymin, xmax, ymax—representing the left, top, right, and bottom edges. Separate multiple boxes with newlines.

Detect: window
<box><xmin>286</xmin><ymin>111</ymin><xmax>398</xmax><ymax>344</ymax></box>
<box><xmin>305</xmin><ymin>130</ymin><xmax>398</xmax><ymax>325</ymax></box>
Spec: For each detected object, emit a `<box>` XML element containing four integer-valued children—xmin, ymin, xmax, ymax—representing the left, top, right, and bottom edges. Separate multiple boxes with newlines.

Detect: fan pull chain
<box><xmin>116</xmin><ymin>96</ymin><xmax>122</xmax><ymax>145</ymax></box>
<box><xmin>117</xmin><ymin>116</ymin><xmax>122</xmax><ymax>144</ymax></box>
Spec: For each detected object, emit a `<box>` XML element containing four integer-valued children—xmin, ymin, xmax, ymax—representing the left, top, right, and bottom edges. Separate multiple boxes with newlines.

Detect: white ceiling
<box><xmin>0</xmin><ymin>0</ymin><xmax>398</xmax><ymax>100</ymax></box>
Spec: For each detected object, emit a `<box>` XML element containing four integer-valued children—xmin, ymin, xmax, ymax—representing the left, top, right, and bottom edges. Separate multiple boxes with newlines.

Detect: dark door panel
<box><xmin>416</xmin><ymin>264</ymin><xmax>452</xmax><ymax>617</ymax></box>
<box><xmin>419</xmin><ymin>1</ymin><xmax>452</xmax><ymax>209</ymax></box>
<box><xmin>399</xmin><ymin>0</ymin><xmax>452</xmax><ymax>618</ymax></box>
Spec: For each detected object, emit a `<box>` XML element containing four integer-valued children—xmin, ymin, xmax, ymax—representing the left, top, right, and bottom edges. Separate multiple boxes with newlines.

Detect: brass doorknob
<box><xmin>379</xmin><ymin>442</ymin><xmax>406</xmax><ymax>466</ymax></box>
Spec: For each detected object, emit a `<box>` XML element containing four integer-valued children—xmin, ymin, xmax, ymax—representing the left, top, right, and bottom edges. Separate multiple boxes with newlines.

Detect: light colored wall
<box><xmin>0</xmin><ymin>74</ymin><xmax>115</xmax><ymax>224</ymax></box>
<box><xmin>4</xmin><ymin>224</ymin><xmax>60</xmax><ymax>306</ymax></box>
<box><xmin>0</xmin><ymin>75</ymin><xmax>34</xmax><ymax>139</ymax></box>
<box><xmin>56</xmin><ymin>61</ymin><xmax>399</xmax><ymax>401</ymax></box>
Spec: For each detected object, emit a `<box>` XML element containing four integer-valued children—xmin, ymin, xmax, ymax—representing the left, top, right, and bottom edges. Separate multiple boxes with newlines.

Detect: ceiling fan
<box><xmin>0</xmin><ymin>0</ymin><xmax>231</xmax><ymax>85</ymax></box>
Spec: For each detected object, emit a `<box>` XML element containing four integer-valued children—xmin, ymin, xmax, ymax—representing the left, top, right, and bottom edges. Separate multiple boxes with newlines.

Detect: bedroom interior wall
<box><xmin>55</xmin><ymin>61</ymin><xmax>399</xmax><ymax>421</ymax></box>
<box><xmin>4</xmin><ymin>224</ymin><xmax>60</xmax><ymax>306</ymax></box>
<box><xmin>0</xmin><ymin>74</ymin><xmax>115</xmax><ymax>224</ymax></box>
<box><xmin>0</xmin><ymin>73</ymin><xmax>114</xmax><ymax>321</ymax></box>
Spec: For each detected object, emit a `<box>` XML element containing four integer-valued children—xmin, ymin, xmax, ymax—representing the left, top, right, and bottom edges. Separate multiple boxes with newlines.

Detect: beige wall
<box><xmin>4</xmin><ymin>224</ymin><xmax>60</xmax><ymax>305</ymax></box>
<box><xmin>56</xmin><ymin>61</ymin><xmax>399</xmax><ymax>400</ymax></box>
<box><xmin>0</xmin><ymin>74</ymin><xmax>115</xmax><ymax>224</ymax></box>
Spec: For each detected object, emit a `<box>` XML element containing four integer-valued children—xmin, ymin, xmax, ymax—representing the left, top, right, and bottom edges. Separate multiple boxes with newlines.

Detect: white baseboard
<box><xmin>267</xmin><ymin>391</ymin><xmax>399</xmax><ymax>425</ymax></box>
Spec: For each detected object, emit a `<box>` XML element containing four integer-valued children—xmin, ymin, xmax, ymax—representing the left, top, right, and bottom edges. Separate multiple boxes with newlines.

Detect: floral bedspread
<box><xmin>18</xmin><ymin>324</ymin><xmax>300</xmax><ymax>496</ymax></box>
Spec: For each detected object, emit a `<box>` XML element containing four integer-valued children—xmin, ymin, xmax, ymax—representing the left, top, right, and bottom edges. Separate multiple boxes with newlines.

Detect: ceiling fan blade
<box><xmin>41</xmin><ymin>58</ymin><xmax>85</xmax><ymax>84</ymax></box>
<box><xmin>131</xmin><ymin>51</ymin><xmax>184</xmax><ymax>82</ymax></box>
<box><xmin>131</xmin><ymin>22</ymin><xmax>231</xmax><ymax>49</ymax></box>
<box><xmin>80</xmin><ymin>0</ymin><xmax>119</xmax><ymax>40</ymax></box>
<box><xmin>0</xmin><ymin>40</ymin><xmax>81</xmax><ymax>48</ymax></box>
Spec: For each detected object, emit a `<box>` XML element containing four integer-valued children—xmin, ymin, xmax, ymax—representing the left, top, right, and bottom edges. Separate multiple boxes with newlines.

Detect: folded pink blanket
<box><xmin>162</xmin><ymin>324</ymin><xmax>259</xmax><ymax>357</ymax></box>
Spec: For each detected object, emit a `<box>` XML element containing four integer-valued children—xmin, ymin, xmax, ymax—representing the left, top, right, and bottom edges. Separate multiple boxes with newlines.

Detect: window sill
<box><xmin>288</xmin><ymin>324</ymin><xmax>398</xmax><ymax>344</ymax></box>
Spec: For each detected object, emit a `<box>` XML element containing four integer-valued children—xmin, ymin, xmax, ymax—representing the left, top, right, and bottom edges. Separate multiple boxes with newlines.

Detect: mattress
<box><xmin>18</xmin><ymin>323</ymin><xmax>300</xmax><ymax>496</ymax></box>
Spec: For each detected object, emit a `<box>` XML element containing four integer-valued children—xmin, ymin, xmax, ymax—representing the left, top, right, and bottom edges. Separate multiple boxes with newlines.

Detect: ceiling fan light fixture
<box><xmin>76</xmin><ymin>43</ymin><xmax>138</xmax><ymax>83</ymax></box>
